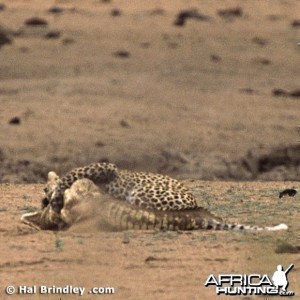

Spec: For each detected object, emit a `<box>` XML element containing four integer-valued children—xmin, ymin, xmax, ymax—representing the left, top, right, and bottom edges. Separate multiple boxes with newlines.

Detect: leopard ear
<box><xmin>48</xmin><ymin>171</ymin><xmax>59</xmax><ymax>182</ymax></box>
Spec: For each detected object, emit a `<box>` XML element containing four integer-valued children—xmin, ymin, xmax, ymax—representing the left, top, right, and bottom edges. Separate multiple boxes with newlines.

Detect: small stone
<box><xmin>279</xmin><ymin>188</ymin><xmax>297</xmax><ymax>198</ymax></box>
<box><xmin>259</xmin><ymin>58</ymin><xmax>271</xmax><ymax>65</ymax></box>
<box><xmin>210</xmin><ymin>54</ymin><xmax>221</xmax><ymax>62</ymax></box>
<box><xmin>174</xmin><ymin>9</ymin><xmax>211</xmax><ymax>26</ymax></box>
<box><xmin>113</xmin><ymin>50</ymin><xmax>130</xmax><ymax>58</ymax></box>
<box><xmin>289</xmin><ymin>89</ymin><xmax>300</xmax><ymax>98</ymax></box>
<box><xmin>272</xmin><ymin>88</ymin><xmax>288</xmax><ymax>97</ymax></box>
<box><xmin>48</xmin><ymin>6</ymin><xmax>64</xmax><ymax>14</ymax></box>
<box><xmin>145</xmin><ymin>256</ymin><xmax>156</xmax><ymax>262</ymax></box>
<box><xmin>95</xmin><ymin>141</ymin><xmax>105</xmax><ymax>147</ymax></box>
<box><xmin>25</xmin><ymin>17</ymin><xmax>48</xmax><ymax>26</ymax></box>
<box><xmin>9</xmin><ymin>117</ymin><xmax>21</xmax><ymax>125</ymax></box>
<box><xmin>253</xmin><ymin>57</ymin><xmax>271</xmax><ymax>65</ymax></box>
<box><xmin>291</xmin><ymin>20</ymin><xmax>300</xmax><ymax>27</ymax></box>
<box><xmin>217</xmin><ymin>7</ymin><xmax>243</xmax><ymax>18</ymax></box>
<box><xmin>120</xmin><ymin>120</ymin><xmax>130</xmax><ymax>128</ymax></box>
<box><xmin>44</xmin><ymin>30</ymin><xmax>61</xmax><ymax>39</ymax></box>
<box><xmin>0</xmin><ymin>30</ymin><xmax>11</xmax><ymax>48</ymax></box>
<box><xmin>0</xmin><ymin>3</ymin><xmax>6</xmax><ymax>11</ymax></box>
<box><xmin>111</xmin><ymin>8</ymin><xmax>121</xmax><ymax>17</ymax></box>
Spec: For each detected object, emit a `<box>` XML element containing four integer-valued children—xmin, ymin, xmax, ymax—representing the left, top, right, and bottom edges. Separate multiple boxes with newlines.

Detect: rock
<box><xmin>174</xmin><ymin>9</ymin><xmax>211</xmax><ymax>26</ymax></box>
<box><xmin>48</xmin><ymin>6</ymin><xmax>64</xmax><ymax>14</ymax></box>
<box><xmin>95</xmin><ymin>141</ymin><xmax>105</xmax><ymax>147</ymax></box>
<box><xmin>113</xmin><ymin>50</ymin><xmax>130</xmax><ymax>58</ymax></box>
<box><xmin>0</xmin><ymin>30</ymin><xmax>11</xmax><ymax>48</ymax></box>
<box><xmin>210</xmin><ymin>54</ymin><xmax>221</xmax><ymax>62</ymax></box>
<box><xmin>291</xmin><ymin>20</ymin><xmax>300</xmax><ymax>27</ymax></box>
<box><xmin>272</xmin><ymin>88</ymin><xmax>300</xmax><ymax>99</ymax></box>
<box><xmin>110</xmin><ymin>8</ymin><xmax>121</xmax><ymax>17</ymax></box>
<box><xmin>258</xmin><ymin>58</ymin><xmax>271</xmax><ymax>65</ymax></box>
<box><xmin>24</xmin><ymin>17</ymin><xmax>48</xmax><ymax>26</ymax></box>
<box><xmin>9</xmin><ymin>117</ymin><xmax>21</xmax><ymax>125</ymax></box>
<box><xmin>217</xmin><ymin>7</ymin><xmax>243</xmax><ymax>19</ymax></box>
<box><xmin>120</xmin><ymin>120</ymin><xmax>130</xmax><ymax>128</ymax></box>
<box><xmin>253</xmin><ymin>57</ymin><xmax>271</xmax><ymax>65</ymax></box>
<box><xmin>145</xmin><ymin>256</ymin><xmax>156</xmax><ymax>262</ymax></box>
<box><xmin>44</xmin><ymin>30</ymin><xmax>61</xmax><ymax>39</ymax></box>
<box><xmin>289</xmin><ymin>89</ymin><xmax>300</xmax><ymax>98</ymax></box>
<box><xmin>272</xmin><ymin>88</ymin><xmax>288</xmax><ymax>97</ymax></box>
<box><xmin>279</xmin><ymin>188</ymin><xmax>297</xmax><ymax>198</ymax></box>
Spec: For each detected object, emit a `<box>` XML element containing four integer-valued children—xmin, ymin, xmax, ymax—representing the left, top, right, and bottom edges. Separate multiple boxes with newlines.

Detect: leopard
<box><xmin>28</xmin><ymin>162</ymin><xmax>288</xmax><ymax>232</ymax></box>
<box><xmin>43</xmin><ymin>162</ymin><xmax>198</xmax><ymax>214</ymax></box>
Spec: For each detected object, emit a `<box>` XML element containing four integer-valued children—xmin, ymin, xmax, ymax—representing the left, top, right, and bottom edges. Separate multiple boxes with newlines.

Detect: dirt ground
<box><xmin>1</xmin><ymin>181</ymin><xmax>300</xmax><ymax>299</ymax></box>
<box><xmin>0</xmin><ymin>0</ymin><xmax>299</xmax><ymax>299</ymax></box>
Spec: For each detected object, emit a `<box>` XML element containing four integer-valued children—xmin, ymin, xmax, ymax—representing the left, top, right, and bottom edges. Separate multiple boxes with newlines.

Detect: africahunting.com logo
<box><xmin>205</xmin><ymin>264</ymin><xmax>295</xmax><ymax>296</ymax></box>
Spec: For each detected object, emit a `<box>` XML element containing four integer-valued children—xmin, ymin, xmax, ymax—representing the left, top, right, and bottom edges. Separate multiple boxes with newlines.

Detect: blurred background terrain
<box><xmin>0</xmin><ymin>0</ymin><xmax>299</xmax><ymax>183</ymax></box>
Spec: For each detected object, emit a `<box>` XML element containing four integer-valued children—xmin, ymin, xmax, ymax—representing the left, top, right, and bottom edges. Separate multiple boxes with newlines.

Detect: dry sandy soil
<box><xmin>1</xmin><ymin>181</ymin><xmax>300</xmax><ymax>300</ymax></box>
<box><xmin>0</xmin><ymin>0</ymin><xmax>299</xmax><ymax>299</ymax></box>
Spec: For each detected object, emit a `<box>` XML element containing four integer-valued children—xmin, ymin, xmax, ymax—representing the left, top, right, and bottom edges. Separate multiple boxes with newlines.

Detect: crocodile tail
<box><xmin>100</xmin><ymin>200</ymin><xmax>288</xmax><ymax>231</ymax></box>
<box><xmin>99</xmin><ymin>201</ymin><xmax>220</xmax><ymax>230</ymax></box>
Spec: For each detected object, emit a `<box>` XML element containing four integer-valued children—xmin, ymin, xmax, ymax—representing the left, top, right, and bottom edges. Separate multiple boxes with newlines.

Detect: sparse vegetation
<box><xmin>54</xmin><ymin>234</ymin><xmax>64</xmax><ymax>251</ymax></box>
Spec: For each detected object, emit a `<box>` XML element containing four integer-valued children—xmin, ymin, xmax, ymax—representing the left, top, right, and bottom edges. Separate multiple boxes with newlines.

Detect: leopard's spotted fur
<box><xmin>22</xmin><ymin>176</ymin><xmax>288</xmax><ymax>232</ymax></box>
<box><xmin>43</xmin><ymin>163</ymin><xmax>198</xmax><ymax>213</ymax></box>
<box><xmin>24</xmin><ymin>162</ymin><xmax>287</xmax><ymax>232</ymax></box>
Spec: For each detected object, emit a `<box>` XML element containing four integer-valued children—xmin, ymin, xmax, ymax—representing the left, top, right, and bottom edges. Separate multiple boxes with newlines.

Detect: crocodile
<box><xmin>21</xmin><ymin>175</ymin><xmax>288</xmax><ymax>232</ymax></box>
